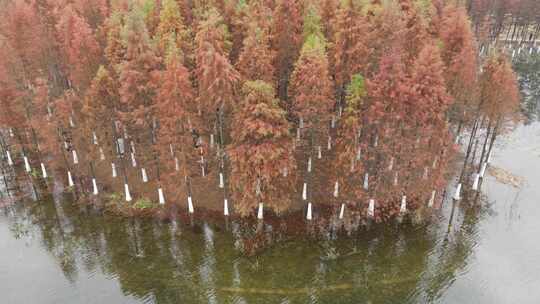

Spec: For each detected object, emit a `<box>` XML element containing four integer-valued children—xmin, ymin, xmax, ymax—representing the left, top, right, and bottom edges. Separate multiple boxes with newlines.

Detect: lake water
<box><xmin>1</xmin><ymin>123</ymin><xmax>539</xmax><ymax>304</ymax></box>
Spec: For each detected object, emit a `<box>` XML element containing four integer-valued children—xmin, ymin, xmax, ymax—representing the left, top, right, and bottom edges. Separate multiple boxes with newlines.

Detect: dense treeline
<box><xmin>0</xmin><ymin>0</ymin><xmax>520</xmax><ymax>221</ymax></box>
<box><xmin>468</xmin><ymin>0</ymin><xmax>540</xmax><ymax>46</ymax></box>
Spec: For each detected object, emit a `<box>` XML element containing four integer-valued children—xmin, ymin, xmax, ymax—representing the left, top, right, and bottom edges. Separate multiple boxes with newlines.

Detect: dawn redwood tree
<box><xmin>479</xmin><ymin>53</ymin><xmax>520</xmax><ymax>151</ymax></box>
<box><xmin>236</xmin><ymin>20</ymin><xmax>275</xmax><ymax>83</ymax></box>
<box><xmin>319</xmin><ymin>0</ymin><xmax>338</xmax><ymax>44</ymax></box>
<box><xmin>195</xmin><ymin>8</ymin><xmax>239</xmax><ymax>141</ymax></box>
<box><xmin>0</xmin><ymin>42</ymin><xmax>27</xmax><ymax>132</ymax></box>
<box><xmin>155</xmin><ymin>0</ymin><xmax>193</xmax><ymax>68</ymax></box>
<box><xmin>139</xmin><ymin>0</ymin><xmax>161</xmax><ymax>37</ymax></box>
<box><xmin>1</xmin><ymin>0</ymin><xmax>49</xmax><ymax>87</ymax></box>
<box><xmin>104</xmin><ymin>11</ymin><xmax>126</xmax><ymax>67</ymax></box>
<box><xmin>334</xmin><ymin>74</ymin><xmax>367</xmax><ymax>207</ymax></box>
<box><xmin>440</xmin><ymin>5</ymin><xmax>478</xmax><ymax>129</ymax></box>
<box><xmin>117</xmin><ymin>7</ymin><xmax>161</xmax><ymax>169</ymax></box>
<box><xmin>364</xmin><ymin>47</ymin><xmax>410</xmax><ymax>218</ymax></box>
<box><xmin>289</xmin><ymin>34</ymin><xmax>334</xmax><ymax>148</ymax></box>
<box><xmin>81</xmin><ymin>66</ymin><xmax>118</xmax><ymax>160</ymax></box>
<box><xmin>70</xmin><ymin>0</ymin><xmax>109</xmax><ymax>29</ymax></box>
<box><xmin>365</xmin><ymin>1</ymin><xmax>411</xmax><ymax>78</ymax></box>
<box><xmin>270</xmin><ymin>0</ymin><xmax>304</xmax><ymax>101</ymax></box>
<box><xmin>243</xmin><ymin>0</ymin><xmax>273</xmax><ymax>33</ymax></box>
<box><xmin>229</xmin><ymin>80</ymin><xmax>296</xmax><ymax>216</ymax></box>
<box><xmin>55</xmin><ymin>4</ymin><xmax>101</xmax><ymax>90</ymax></box>
<box><xmin>401</xmin><ymin>44</ymin><xmax>452</xmax><ymax>211</ymax></box>
<box><xmin>398</xmin><ymin>0</ymin><xmax>428</xmax><ymax>64</ymax></box>
<box><xmin>29</xmin><ymin>77</ymin><xmax>57</xmax><ymax>157</ymax></box>
<box><xmin>155</xmin><ymin>41</ymin><xmax>198</xmax><ymax>199</ymax></box>
<box><xmin>333</xmin><ymin>0</ymin><xmax>370</xmax><ymax>105</ymax></box>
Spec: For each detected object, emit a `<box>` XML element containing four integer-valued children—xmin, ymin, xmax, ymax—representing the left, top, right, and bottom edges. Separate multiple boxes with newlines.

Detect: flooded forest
<box><xmin>1</xmin><ymin>0</ymin><xmax>539</xmax><ymax>303</ymax></box>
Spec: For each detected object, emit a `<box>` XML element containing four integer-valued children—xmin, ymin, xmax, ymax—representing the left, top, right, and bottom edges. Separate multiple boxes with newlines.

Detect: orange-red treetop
<box><xmin>289</xmin><ymin>35</ymin><xmax>334</xmax><ymax>135</ymax></box>
<box><xmin>480</xmin><ymin>53</ymin><xmax>521</xmax><ymax>125</ymax></box>
<box><xmin>440</xmin><ymin>5</ymin><xmax>478</xmax><ymax>105</ymax></box>
<box><xmin>195</xmin><ymin>8</ymin><xmax>239</xmax><ymax>120</ymax></box>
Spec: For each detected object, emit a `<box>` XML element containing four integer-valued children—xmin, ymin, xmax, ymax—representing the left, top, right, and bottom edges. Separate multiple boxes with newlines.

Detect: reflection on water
<box><xmin>1</xmin><ymin>123</ymin><xmax>540</xmax><ymax>304</ymax></box>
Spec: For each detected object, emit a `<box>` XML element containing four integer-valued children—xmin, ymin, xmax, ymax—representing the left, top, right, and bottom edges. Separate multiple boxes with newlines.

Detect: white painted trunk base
<box><xmin>24</xmin><ymin>156</ymin><xmax>31</xmax><ymax>172</ymax></box>
<box><xmin>339</xmin><ymin>203</ymin><xmax>345</xmax><ymax>219</ymax></box>
<box><xmin>302</xmin><ymin>182</ymin><xmax>307</xmax><ymax>200</ymax></box>
<box><xmin>111</xmin><ymin>163</ymin><xmax>117</xmax><ymax>178</ymax></box>
<box><xmin>400</xmin><ymin>196</ymin><xmax>407</xmax><ymax>213</ymax></box>
<box><xmin>219</xmin><ymin>172</ymin><xmax>224</xmax><ymax>188</ymax></box>
<box><xmin>480</xmin><ymin>162</ymin><xmax>487</xmax><ymax>178</ymax></box>
<box><xmin>100</xmin><ymin>148</ymin><xmax>105</xmax><ymax>161</ymax></box>
<box><xmin>224</xmin><ymin>199</ymin><xmax>229</xmax><ymax>216</ymax></box>
<box><xmin>141</xmin><ymin>168</ymin><xmax>148</xmax><ymax>183</ymax></box>
<box><xmin>327</xmin><ymin>136</ymin><xmax>332</xmax><ymax>150</ymax></box>
<box><xmin>124</xmin><ymin>183</ymin><xmax>132</xmax><ymax>202</ymax></box>
<box><xmin>363</xmin><ymin>173</ymin><xmax>369</xmax><ymax>190</ymax></box>
<box><xmin>158</xmin><ymin>188</ymin><xmax>165</xmax><ymax>205</ymax></box>
<box><xmin>428</xmin><ymin>190</ymin><xmax>436</xmax><ymax>207</ymax></box>
<box><xmin>333</xmin><ymin>181</ymin><xmax>339</xmax><ymax>198</ymax></box>
<box><xmin>92</xmin><ymin>178</ymin><xmax>99</xmax><ymax>195</ymax></box>
<box><xmin>72</xmin><ymin>150</ymin><xmax>78</xmax><ymax>164</ymax></box>
<box><xmin>306</xmin><ymin>202</ymin><xmax>313</xmax><ymax>220</ymax></box>
<box><xmin>472</xmin><ymin>173</ymin><xmax>480</xmax><ymax>190</ymax></box>
<box><xmin>257</xmin><ymin>203</ymin><xmax>264</xmax><ymax>219</ymax></box>
<box><xmin>368</xmin><ymin>199</ymin><xmax>375</xmax><ymax>217</ymax></box>
<box><xmin>131</xmin><ymin>153</ymin><xmax>137</xmax><ymax>167</ymax></box>
<box><xmin>200</xmin><ymin>156</ymin><xmax>205</xmax><ymax>176</ymax></box>
<box><xmin>41</xmin><ymin>163</ymin><xmax>47</xmax><ymax>178</ymax></box>
<box><xmin>6</xmin><ymin>151</ymin><xmax>13</xmax><ymax>166</ymax></box>
<box><xmin>188</xmin><ymin>196</ymin><xmax>194</xmax><ymax>213</ymax></box>
<box><xmin>68</xmin><ymin>171</ymin><xmax>74</xmax><ymax>187</ymax></box>
<box><xmin>453</xmin><ymin>183</ymin><xmax>462</xmax><ymax>200</ymax></box>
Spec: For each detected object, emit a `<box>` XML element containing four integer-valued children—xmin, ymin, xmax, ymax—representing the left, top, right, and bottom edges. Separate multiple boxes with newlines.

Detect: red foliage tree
<box><xmin>333</xmin><ymin>0</ymin><xmax>370</xmax><ymax>102</ymax></box>
<box><xmin>155</xmin><ymin>41</ymin><xmax>198</xmax><ymax>198</ymax></box>
<box><xmin>1</xmin><ymin>0</ymin><xmax>49</xmax><ymax>86</ymax></box>
<box><xmin>81</xmin><ymin>66</ymin><xmax>119</xmax><ymax>158</ymax></box>
<box><xmin>333</xmin><ymin>74</ymin><xmax>366</xmax><ymax>206</ymax></box>
<box><xmin>229</xmin><ymin>80</ymin><xmax>296</xmax><ymax>216</ymax></box>
<box><xmin>398</xmin><ymin>0</ymin><xmax>429</xmax><ymax>63</ymax></box>
<box><xmin>289</xmin><ymin>34</ymin><xmax>334</xmax><ymax>147</ymax></box>
<box><xmin>363</xmin><ymin>49</ymin><xmax>410</xmax><ymax>218</ymax></box>
<box><xmin>236</xmin><ymin>21</ymin><xmax>275</xmax><ymax>83</ymax></box>
<box><xmin>155</xmin><ymin>0</ymin><xmax>193</xmax><ymax>68</ymax></box>
<box><xmin>270</xmin><ymin>0</ymin><xmax>304</xmax><ymax>101</ymax></box>
<box><xmin>440</xmin><ymin>5</ymin><xmax>479</xmax><ymax>127</ymax></box>
<box><xmin>55</xmin><ymin>5</ymin><xmax>102</xmax><ymax>90</ymax></box>
<box><xmin>117</xmin><ymin>8</ymin><xmax>161</xmax><ymax>164</ymax></box>
<box><xmin>195</xmin><ymin>8</ymin><xmax>239</xmax><ymax>134</ymax></box>
<box><xmin>104</xmin><ymin>12</ymin><xmax>126</xmax><ymax>67</ymax></box>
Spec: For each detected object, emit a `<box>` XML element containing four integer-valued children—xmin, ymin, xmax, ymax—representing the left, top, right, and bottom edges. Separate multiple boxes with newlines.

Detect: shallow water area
<box><xmin>1</xmin><ymin>123</ymin><xmax>540</xmax><ymax>304</ymax></box>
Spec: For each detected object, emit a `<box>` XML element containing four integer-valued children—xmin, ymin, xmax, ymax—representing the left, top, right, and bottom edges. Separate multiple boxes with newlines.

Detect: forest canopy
<box><xmin>0</xmin><ymin>0</ymin><xmax>520</xmax><ymax>220</ymax></box>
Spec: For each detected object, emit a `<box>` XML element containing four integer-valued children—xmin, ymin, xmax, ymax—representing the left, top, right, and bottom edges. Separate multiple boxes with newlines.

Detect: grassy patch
<box><xmin>133</xmin><ymin>197</ymin><xmax>155</xmax><ymax>210</ymax></box>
